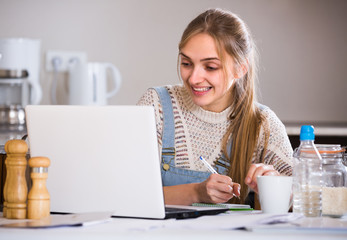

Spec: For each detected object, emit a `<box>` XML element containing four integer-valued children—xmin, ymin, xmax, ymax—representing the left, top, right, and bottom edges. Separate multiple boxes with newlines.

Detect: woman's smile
<box><xmin>191</xmin><ymin>86</ymin><xmax>213</xmax><ymax>95</ymax></box>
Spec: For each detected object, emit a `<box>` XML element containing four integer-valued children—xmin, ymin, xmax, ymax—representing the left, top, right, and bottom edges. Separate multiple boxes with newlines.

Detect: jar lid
<box><xmin>301</xmin><ymin>144</ymin><xmax>346</xmax><ymax>155</ymax></box>
<box><xmin>315</xmin><ymin>144</ymin><xmax>346</xmax><ymax>154</ymax></box>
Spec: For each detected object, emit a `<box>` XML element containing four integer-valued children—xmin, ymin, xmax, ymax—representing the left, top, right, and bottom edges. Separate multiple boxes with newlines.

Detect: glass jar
<box><xmin>316</xmin><ymin>144</ymin><xmax>347</xmax><ymax>217</ymax></box>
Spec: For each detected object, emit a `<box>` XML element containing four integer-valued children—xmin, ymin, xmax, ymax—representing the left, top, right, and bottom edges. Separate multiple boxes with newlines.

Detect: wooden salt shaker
<box><xmin>27</xmin><ymin>156</ymin><xmax>50</xmax><ymax>219</ymax></box>
<box><xmin>3</xmin><ymin>139</ymin><xmax>28</xmax><ymax>219</ymax></box>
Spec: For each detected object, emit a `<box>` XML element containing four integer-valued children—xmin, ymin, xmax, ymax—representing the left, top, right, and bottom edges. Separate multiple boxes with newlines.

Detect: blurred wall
<box><xmin>0</xmin><ymin>0</ymin><xmax>346</xmax><ymax>124</ymax></box>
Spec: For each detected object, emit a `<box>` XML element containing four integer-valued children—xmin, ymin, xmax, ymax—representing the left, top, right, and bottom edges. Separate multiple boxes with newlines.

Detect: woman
<box><xmin>137</xmin><ymin>8</ymin><xmax>293</xmax><ymax>206</ymax></box>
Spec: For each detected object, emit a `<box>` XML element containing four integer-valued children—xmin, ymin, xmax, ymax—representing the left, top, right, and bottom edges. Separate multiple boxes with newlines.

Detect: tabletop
<box><xmin>0</xmin><ymin>211</ymin><xmax>347</xmax><ymax>240</ymax></box>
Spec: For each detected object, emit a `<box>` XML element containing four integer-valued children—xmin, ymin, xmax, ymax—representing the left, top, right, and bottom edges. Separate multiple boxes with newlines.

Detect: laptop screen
<box><xmin>26</xmin><ymin>105</ymin><xmax>166</xmax><ymax>219</ymax></box>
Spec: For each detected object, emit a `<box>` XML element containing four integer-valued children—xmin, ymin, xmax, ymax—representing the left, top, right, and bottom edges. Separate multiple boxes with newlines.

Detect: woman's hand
<box><xmin>196</xmin><ymin>174</ymin><xmax>240</xmax><ymax>203</ymax></box>
<box><xmin>244</xmin><ymin>163</ymin><xmax>280</xmax><ymax>193</ymax></box>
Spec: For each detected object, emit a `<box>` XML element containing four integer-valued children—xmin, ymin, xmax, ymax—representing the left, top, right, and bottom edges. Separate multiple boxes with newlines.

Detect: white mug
<box><xmin>68</xmin><ymin>62</ymin><xmax>121</xmax><ymax>105</ymax></box>
<box><xmin>257</xmin><ymin>175</ymin><xmax>293</xmax><ymax>214</ymax></box>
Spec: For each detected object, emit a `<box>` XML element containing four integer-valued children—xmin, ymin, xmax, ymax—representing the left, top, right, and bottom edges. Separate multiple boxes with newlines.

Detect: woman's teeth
<box><xmin>193</xmin><ymin>87</ymin><xmax>211</xmax><ymax>92</ymax></box>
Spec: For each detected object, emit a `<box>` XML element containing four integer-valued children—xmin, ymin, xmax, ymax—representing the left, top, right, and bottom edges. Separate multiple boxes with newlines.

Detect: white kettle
<box><xmin>68</xmin><ymin>62</ymin><xmax>121</xmax><ymax>105</ymax></box>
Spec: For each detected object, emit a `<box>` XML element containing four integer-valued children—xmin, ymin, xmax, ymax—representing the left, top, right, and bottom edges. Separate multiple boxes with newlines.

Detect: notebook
<box><xmin>25</xmin><ymin>105</ymin><xmax>228</xmax><ymax>219</ymax></box>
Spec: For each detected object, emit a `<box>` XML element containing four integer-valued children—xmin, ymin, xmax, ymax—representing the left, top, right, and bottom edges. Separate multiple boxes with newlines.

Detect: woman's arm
<box><xmin>245</xmin><ymin>108</ymin><xmax>293</xmax><ymax>194</ymax></box>
<box><xmin>164</xmin><ymin>174</ymin><xmax>241</xmax><ymax>205</ymax></box>
<box><xmin>163</xmin><ymin>184</ymin><xmax>200</xmax><ymax>205</ymax></box>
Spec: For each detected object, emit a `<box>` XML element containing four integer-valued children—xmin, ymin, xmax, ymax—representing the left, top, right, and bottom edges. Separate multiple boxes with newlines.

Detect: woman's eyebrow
<box><xmin>179</xmin><ymin>52</ymin><xmax>220</xmax><ymax>62</ymax></box>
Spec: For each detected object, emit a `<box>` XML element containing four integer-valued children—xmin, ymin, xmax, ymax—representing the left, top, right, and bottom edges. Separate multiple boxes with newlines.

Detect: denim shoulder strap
<box><xmin>257</xmin><ymin>103</ymin><xmax>268</xmax><ymax>111</ymax></box>
<box><xmin>152</xmin><ymin>87</ymin><xmax>175</xmax><ymax>154</ymax></box>
<box><xmin>152</xmin><ymin>87</ymin><xmax>225</xmax><ymax>185</ymax></box>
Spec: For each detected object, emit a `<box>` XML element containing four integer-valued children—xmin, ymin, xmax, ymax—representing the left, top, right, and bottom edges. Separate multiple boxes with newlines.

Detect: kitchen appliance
<box><xmin>0</xmin><ymin>38</ymin><xmax>42</xmax><ymax>146</ymax></box>
<box><xmin>68</xmin><ymin>61</ymin><xmax>121</xmax><ymax>105</ymax></box>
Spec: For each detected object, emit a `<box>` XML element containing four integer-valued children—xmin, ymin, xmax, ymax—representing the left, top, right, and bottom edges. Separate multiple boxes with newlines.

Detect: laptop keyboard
<box><xmin>165</xmin><ymin>207</ymin><xmax>192</xmax><ymax>213</ymax></box>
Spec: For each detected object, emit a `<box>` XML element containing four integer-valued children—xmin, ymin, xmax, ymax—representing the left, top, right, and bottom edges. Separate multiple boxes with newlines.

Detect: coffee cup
<box><xmin>257</xmin><ymin>175</ymin><xmax>293</xmax><ymax>214</ymax></box>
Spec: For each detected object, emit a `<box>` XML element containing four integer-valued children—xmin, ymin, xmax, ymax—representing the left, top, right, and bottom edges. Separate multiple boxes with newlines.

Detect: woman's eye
<box><xmin>181</xmin><ymin>61</ymin><xmax>191</xmax><ymax>67</ymax></box>
<box><xmin>206</xmin><ymin>66</ymin><xmax>218</xmax><ymax>71</ymax></box>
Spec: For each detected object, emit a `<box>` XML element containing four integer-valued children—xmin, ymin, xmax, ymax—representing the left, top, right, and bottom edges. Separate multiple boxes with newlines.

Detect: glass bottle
<box><xmin>292</xmin><ymin>125</ymin><xmax>323</xmax><ymax>217</ymax></box>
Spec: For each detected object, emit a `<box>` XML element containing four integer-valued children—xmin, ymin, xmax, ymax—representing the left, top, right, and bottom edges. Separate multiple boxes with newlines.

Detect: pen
<box><xmin>199</xmin><ymin>156</ymin><xmax>217</xmax><ymax>174</ymax></box>
<box><xmin>199</xmin><ymin>156</ymin><xmax>240</xmax><ymax>199</ymax></box>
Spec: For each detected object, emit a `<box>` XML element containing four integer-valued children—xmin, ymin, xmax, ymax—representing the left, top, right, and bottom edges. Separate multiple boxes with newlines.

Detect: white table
<box><xmin>0</xmin><ymin>212</ymin><xmax>347</xmax><ymax>240</ymax></box>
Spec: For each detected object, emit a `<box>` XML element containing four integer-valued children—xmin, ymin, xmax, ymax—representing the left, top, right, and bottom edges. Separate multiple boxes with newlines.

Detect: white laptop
<box><xmin>25</xmin><ymin>105</ymin><xmax>228</xmax><ymax>219</ymax></box>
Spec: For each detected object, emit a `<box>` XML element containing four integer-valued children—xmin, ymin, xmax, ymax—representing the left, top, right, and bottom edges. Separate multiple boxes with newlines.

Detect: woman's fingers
<box><xmin>232</xmin><ymin>183</ymin><xmax>241</xmax><ymax>198</ymax></box>
<box><xmin>204</xmin><ymin>174</ymin><xmax>241</xmax><ymax>203</ymax></box>
<box><xmin>245</xmin><ymin>163</ymin><xmax>280</xmax><ymax>193</ymax></box>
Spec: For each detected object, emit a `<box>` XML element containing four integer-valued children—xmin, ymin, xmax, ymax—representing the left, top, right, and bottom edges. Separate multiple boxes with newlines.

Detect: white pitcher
<box><xmin>68</xmin><ymin>62</ymin><xmax>121</xmax><ymax>105</ymax></box>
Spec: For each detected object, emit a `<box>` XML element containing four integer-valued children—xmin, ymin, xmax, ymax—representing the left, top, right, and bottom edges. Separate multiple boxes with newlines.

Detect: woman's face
<box><xmin>180</xmin><ymin>33</ymin><xmax>237</xmax><ymax>112</ymax></box>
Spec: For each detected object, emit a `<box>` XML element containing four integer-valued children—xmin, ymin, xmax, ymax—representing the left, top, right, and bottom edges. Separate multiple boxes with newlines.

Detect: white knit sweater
<box><xmin>137</xmin><ymin>85</ymin><xmax>293</xmax><ymax>175</ymax></box>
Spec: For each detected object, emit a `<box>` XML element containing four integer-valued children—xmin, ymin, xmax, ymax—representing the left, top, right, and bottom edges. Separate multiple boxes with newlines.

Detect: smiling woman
<box><xmin>179</xmin><ymin>33</ymin><xmax>235</xmax><ymax>113</ymax></box>
<box><xmin>137</xmin><ymin>8</ymin><xmax>293</xmax><ymax>207</ymax></box>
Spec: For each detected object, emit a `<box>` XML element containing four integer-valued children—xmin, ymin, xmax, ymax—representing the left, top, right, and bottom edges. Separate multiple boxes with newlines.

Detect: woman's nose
<box><xmin>189</xmin><ymin>67</ymin><xmax>204</xmax><ymax>84</ymax></box>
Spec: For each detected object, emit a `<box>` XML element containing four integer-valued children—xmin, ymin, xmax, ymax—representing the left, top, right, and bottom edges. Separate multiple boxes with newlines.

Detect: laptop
<box><xmin>25</xmin><ymin>105</ymin><xmax>228</xmax><ymax>219</ymax></box>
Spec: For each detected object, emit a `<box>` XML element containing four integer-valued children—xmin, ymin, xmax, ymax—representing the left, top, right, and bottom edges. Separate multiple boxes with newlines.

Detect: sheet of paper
<box><xmin>161</xmin><ymin>212</ymin><xmax>303</xmax><ymax>230</ymax></box>
<box><xmin>247</xmin><ymin>215</ymin><xmax>347</xmax><ymax>233</ymax></box>
<box><xmin>0</xmin><ymin>212</ymin><xmax>113</xmax><ymax>228</ymax></box>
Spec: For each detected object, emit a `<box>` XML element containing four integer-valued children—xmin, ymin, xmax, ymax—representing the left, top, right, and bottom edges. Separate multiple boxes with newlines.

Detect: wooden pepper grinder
<box><xmin>27</xmin><ymin>156</ymin><xmax>51</xmax><ymax>219</ymax></box>
<box><xmin>3</xmin><ymin>139</ymin><xmax>28</xmax><ymax>219</ymax></box>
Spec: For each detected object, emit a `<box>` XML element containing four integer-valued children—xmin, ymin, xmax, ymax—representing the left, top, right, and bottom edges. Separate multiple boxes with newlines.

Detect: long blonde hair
<box><xmin>178</xmin><ymin>8</ymin><xmax>268</xmax><ymax>203</ymax></box>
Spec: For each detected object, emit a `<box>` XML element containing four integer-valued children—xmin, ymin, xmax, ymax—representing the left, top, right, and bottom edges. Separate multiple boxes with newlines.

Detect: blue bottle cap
<box><xmin>300</xmin><ymin>125</ymin><xmax>315</xmax><ymax>140</ymax></box>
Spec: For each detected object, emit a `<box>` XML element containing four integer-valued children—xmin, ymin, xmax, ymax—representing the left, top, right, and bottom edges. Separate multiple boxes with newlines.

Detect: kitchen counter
<box><xmin>285</xmin><ymin>123</ymin><xmax>347</xmax><ymax>136</ymax></box>
<box><xmin>284</xmin><ymin>123</ymin><xmax>347</xmax><ymax>149</ymax></box>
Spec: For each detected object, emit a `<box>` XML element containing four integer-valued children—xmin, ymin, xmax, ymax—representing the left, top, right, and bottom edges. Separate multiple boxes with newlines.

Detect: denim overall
<box><xmin>153</xmin><ymin>87</ymin><xmax>230</xmax><ymax>186</ymax></box>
